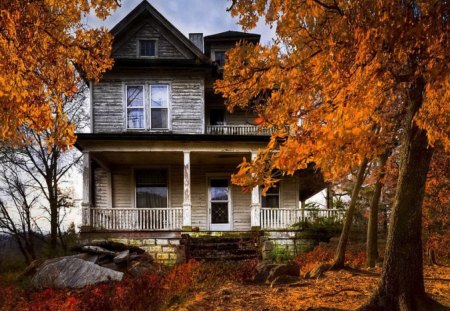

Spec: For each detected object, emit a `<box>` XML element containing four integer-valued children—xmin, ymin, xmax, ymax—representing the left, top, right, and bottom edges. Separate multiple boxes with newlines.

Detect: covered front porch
<box><xmin>78</xmin><ymin>135</ymin><xmax>343</xmax><ymax>233</ymax></box>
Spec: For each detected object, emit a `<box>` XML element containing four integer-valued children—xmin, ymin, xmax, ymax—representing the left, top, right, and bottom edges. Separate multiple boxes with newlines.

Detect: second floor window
<box><xmin>214</xmin><ymin>51</ymin><xmax>226</xmax><ymax>67</ymax></box>
<box><xmin>126</xmin><ymin>84</ymin><xmax>169</xmax><ymax>130</ymax></box>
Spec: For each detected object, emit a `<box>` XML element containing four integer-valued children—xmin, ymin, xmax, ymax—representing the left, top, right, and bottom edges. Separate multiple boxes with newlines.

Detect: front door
<box><xmin>209</xmin><ymin>178</ymin><xmax>231</xmax><ymax>231</ymax></box>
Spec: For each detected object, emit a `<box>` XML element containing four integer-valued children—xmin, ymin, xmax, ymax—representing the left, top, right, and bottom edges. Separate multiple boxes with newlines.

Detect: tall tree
<box><xmin>0</xmin><ymin>0</ymin><xmax>118</xmax><ymax>145</ymax></box>
<box><xmin>0</xmin><ymin>86</ymin><xmax>88</xmax><ymax>249</ymax></box>
<box><xmin>331</xmin><ymin>157</ymin><xmax>368</xmax><ymax>269</ymax></box>
<box><xmin>217</xmin><ymin>1</ymin><xmax>449</xmax><ymax>309</ymax></box>
<box><xmin>366</xmin><ymin>153</ymin><xmax>388</xmax><ymax>268</ymax></box>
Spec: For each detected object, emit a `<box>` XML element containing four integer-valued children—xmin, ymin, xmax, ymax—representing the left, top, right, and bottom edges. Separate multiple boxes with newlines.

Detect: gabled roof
<box><xmin>204</xmin><ymin>30</ymin><xmax>260</xmax><ymax>42</ymax></box>
<box><xmin>110</xmin><ymin>0</ymin><xmax>209</xmax><ymax>64</ymax></box>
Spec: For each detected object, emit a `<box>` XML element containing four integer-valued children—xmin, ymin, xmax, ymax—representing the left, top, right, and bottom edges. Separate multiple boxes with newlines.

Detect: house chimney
<box><xmin>189</xmin><ymin>33</ymin><xmax>204</xmax><ymax>52</ymax></box>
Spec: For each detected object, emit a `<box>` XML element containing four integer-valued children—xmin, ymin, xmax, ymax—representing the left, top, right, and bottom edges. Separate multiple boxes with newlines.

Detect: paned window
<box><xmin>135</xmin><ymin>169</ymin><xmax>168</xmax><ymax>208</ymax></box>
<box><xmin>126</xmin><ymin>84</ymin><xmax>169</xmax><ymax>130</ymax></box>
<box><xmin>126</xmin><ymin>85</ymin><xmax>144</xmax><ymax>129</ymax></box>
<box><xmin>150</xmin><ymin>85</ymin><xmax>168</xmax><ymax>129</ymax></box>
<box><xmin>214</xmin><ymin>51</ymin><xmax>226</xmax><ymax>66</ymax></box>
<box><xmin>139</xmin><ymin>40</ymin><xmax>157</xmax><ymax>57</ymax></box>
<box><xmin>261</xmin><ymin>187</ymin><xmax>280</xmax><ymax>208</ymax></box>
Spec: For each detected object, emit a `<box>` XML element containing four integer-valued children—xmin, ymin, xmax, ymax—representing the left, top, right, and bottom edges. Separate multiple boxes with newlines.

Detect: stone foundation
<box><xmin>260</xmin><ymin>231</ymin><xmax>319</xmax><ymax>262</ymax></box>
<box><xmin>80</xmin><ymin>232</ymin><xmax>184</xmax><ymax>265</ymax></box>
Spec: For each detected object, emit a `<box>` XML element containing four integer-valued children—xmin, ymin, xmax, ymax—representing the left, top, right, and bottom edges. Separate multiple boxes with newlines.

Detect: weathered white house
<box><xmin>77</xmin><ymin>1</ymin><xmax>342</xmax><ymax>263</ymax></box>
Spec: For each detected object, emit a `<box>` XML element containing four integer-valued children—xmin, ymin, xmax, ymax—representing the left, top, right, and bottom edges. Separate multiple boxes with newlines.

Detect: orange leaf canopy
<box><xmin>0</xmin><ymin>0</ymin><xmax>118</xmax><ymax>148</ymax></box>
<box><xmin>216</xmin><ymin>0</ymin><xmax>449</xmax><ymax>188</ymax></box>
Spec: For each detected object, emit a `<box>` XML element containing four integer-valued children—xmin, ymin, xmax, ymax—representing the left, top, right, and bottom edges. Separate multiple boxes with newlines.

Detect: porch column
<box><xmin>182</xmin><ymin>151</ymin><xmax>192</xmax><ymax>229</ymax></box>
<box><xmin>250</xmin><ymin>151</ymin><xmax>261</xmax><ymax>229</ymax></box>
<box><xmin>81</xmin><ymin>152</ymin><xmax>92</xmax><ymax>227</ymax></box>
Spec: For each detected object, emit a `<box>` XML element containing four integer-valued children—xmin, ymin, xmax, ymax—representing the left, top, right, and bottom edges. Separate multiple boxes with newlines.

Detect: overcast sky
<box><xmin>85</xmin><ymin>0</ymin><xmax>276</xmax><ymax>45</ymax></box>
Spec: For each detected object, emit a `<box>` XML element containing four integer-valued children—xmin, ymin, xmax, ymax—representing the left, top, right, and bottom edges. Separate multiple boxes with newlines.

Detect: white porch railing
<box><xmin>82</xmin><ymin>208</ymin><xmax>183</xmax><ymax>231</ymax></box>
<box><xmin>261</xmin><ymin>208</ymin><xmax>345</xmax><ymax>229</ymax></box>
<box><xmin>206</xmin><ymin>125</ymin><xmax>273</xmax><ymax>136</ymax></box>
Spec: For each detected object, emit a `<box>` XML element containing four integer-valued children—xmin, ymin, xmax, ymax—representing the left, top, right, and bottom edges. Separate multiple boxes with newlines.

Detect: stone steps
<box><xmin>184</xmin><ymin>236</ymin><xmax>259</xmax><ymax>261</ymax></box>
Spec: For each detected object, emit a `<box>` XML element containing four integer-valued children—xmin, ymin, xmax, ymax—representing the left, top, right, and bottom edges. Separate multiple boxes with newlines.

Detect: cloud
<box><xmin>86</xmin><ymin>0</ymin><xmax>275</xmax><ymax>44</ymax></box>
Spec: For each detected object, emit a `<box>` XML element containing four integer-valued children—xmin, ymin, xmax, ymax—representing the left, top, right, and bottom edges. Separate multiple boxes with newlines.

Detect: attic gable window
<box><xmin>139</xmin><ymin>40</ymin><xmax>157</xmax><ymax>57</ymax></box>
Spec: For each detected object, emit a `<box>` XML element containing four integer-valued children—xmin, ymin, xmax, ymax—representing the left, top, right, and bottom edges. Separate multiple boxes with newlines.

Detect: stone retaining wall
<box><xmin>260</xmin><ymin>231</ymin><xmax>320</xmax><ymax>262</ymax></box>
<box><xmin>80</xmin><ymin>235</ymin><xmax>184</xmax><ymax>265</ymax></box>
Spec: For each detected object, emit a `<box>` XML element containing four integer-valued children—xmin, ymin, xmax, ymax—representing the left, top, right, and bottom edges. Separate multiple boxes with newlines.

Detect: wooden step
<box><xmin>185</xmin><ymin>236</ymin><xmax>259</xmax><ymax>261</ymax></box>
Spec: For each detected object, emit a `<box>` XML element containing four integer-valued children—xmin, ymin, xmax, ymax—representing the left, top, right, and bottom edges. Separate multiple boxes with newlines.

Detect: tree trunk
<box><xmin>331</xmin><ymin>157</ymin><xmax>369</xmax><ymax>269</ymax></box>
<box><xmin>48</xmin><ymin>188</ymin><xmax>58</xmax><ymax>249</ymax></box>
<box><xmin>359</xmin><ymin>78</ymin><xmax>441</xmax><ymax>310</ymax></box>
<box><xmin>366</xmin><ymin>154</ymin><xmax>388</xmax><ymax>268</ymax></box>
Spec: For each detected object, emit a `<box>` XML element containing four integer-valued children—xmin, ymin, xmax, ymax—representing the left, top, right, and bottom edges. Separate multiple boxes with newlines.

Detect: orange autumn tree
<box><xmin>216</xmin><ymin>0</ymin><xmax>449</xmax><ymax>309</ymax></box>
<box><xmin>423</xmin><ymin>148</ymin><xmax>450</xmax><ymax>265</ymax></box>
<box><xmin>0</xmin><ymin>0</ymin><xmax>118</xmax><ymax>147</ymax></box>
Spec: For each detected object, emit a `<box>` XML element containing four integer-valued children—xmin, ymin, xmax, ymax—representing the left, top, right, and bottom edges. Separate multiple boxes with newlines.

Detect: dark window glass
<box><xmin>261</xmin><ymin>187</ymin><xmax>279</xmax><ymax>208</ymax></box>
<box><xmin>151</xmin><ymin>109</ymin><xmax>168</xmax><ymax>129</ymax></box>
<box><xmin>211</xmin><ymin>202</ymin><xmax>229</xmax><ymax>223</ymax></box>
<box><xmin>150</xmin><ymin>85</ymin><xmax>168</xmax><ymax>129</ymax></box>
<box><xmin>210</xmin><ymin>109</ymin><xmax>225</xmax><ymax>125</ymax></box>
<box><xmin>136</xmin><ymin>169</ymin><xmax>167</xmax><ymax>208</ymax></box>
<box><xmin>214</xmin><ymin>51</ymin><xmax>226</xmax><ymax>66</ymax></box>
<box><xmin>140</xmin><ymin>40</ymin><xmax>156</xmax><ymax>57</ymax></box>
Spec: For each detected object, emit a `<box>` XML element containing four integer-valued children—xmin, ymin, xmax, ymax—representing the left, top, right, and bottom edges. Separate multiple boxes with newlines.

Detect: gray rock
<box><xmin>113</xmin><ymin>250</ymin><xmax>130</xmax><ymax>264</ymax></box>
<box><xmin>32</xmin><ymin>257</ymin><xmax>123</xmax><ymax>289</ymax></box>
<box><xmin>266</xmin><ymin>264</ymin><xmax>300</xmax><ymax>283</ymax></box>
<box><xmin>81</xmin><ymin>245</ymin><xmax>116</xmax><ymax>256</ymax></box>
<box><xmin>253</xmin><ymin>263</ymin><xmax>278</xmax><ymax>283</ymax></box>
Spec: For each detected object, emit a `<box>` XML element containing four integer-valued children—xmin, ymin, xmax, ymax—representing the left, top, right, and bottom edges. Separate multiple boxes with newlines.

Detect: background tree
<box><xmin>423</xmin><ymin>147</ymin><xmax>450</xmax><ymax>265</ymax></box>
<box><xmin>217</xmin><ymin>0</ymin><xmax>449</xmax><ymax>309</ymax></box>
<box><xmin>0</xmin><ymin>85</ymin><xmax>89</xmax><ymax>249</ymax></box>
<box><xmin>0</xmin><ymin>164</ymin><xmax>41</xmax><ymax>264</ymax></box>
<box><xmin>0</xmin><ymin>0</ymin><xmax>118</xmax><ymax>145</ymax></box>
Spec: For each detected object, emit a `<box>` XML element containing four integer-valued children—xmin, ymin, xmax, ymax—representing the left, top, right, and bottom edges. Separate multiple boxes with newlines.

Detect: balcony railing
<box><xmin>206</xmin><ymin>125</ymin><xmax>273</xmax><ymax>136</ymax></box>
<box><xmin>260</xmin><ymin>208</ymin><xmax>345</xmax><ymax>229</ymax></box>
<box><xmin>82</xmin><ymin>207</ymin><xmax>183</xmax><ymax>231</ymax></box>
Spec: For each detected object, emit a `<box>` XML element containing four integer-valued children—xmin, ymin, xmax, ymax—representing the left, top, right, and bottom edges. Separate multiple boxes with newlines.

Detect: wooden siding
<box><xmin>94</xmin><ymin>168</ymin><xmax>109</xmax><ymax>209</ymax></box>
<box><xmin>111</xmin><ymin>168</ymin><xmax>132</xmax><ymax>209</ymax></box>
<box><xmin>113</xmin><ymin>22</ymin><xmax>186</xmax><ymax>59</ymax></box>
<box><xmin>92</xmin><ymin>81</ymin><xmax>123</xmax><ymax>133</ymax></box>
<box><xmin>93</xmin><ymin>160</ymin><xmax>299</xmax><ymax>231</ymax></box>
<box><xmin>92</xmin><ymin>73</ymin><xmax>205</xmax><ymax>134</ymax></box>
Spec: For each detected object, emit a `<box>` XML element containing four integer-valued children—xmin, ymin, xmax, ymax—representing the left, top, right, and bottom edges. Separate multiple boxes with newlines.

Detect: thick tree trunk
<box><xmin>331</xmin><ymin>157</ymin><xmax>369</xmax><ymax>269</ymax></box>
<box><xmin>359</xmin><ymin>78</ymin><xmax>441</xmax><ymax>310</ymax></box>
<box><xmin>366</xmin><ymin>154</ymin><xmax>388</xmax><ymax>268</ymax></box>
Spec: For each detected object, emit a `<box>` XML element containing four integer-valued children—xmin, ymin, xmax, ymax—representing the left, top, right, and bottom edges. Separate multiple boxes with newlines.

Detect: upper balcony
<box><xmin>205</xmin><ymin>125</ymin><xmax>273</xmax><ymax>136</ymax></box>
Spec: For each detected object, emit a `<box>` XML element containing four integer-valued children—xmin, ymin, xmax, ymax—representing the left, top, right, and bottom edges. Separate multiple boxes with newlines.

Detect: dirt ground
<box><xmin>170</xmin><ymin>265</ymin><xmax>450</xmax><ymax>311</ymax></box>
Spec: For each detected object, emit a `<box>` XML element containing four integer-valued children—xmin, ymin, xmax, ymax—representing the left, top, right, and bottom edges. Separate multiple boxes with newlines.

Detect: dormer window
<box><xmin>213</xmin><ymin>51</ymin><xmax>226</xmax><ymax>67</ymax></box>
<box><xmin>139</xmin><ymin>40</ymin><xmax>157</xmax><ymax>57</ymax></box>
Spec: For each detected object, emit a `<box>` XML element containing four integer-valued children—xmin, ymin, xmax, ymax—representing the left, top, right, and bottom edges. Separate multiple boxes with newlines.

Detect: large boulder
<box><xmin>32</xmin><ymin>257</ymin><xmax>123</xmax><ymax>289</ymax></box>
<box><xmin>253</xmin><ymin>263</ymin><xmax>300</xmax><ymax>284</ymax></box>
<box><xmin>266</xmin><ymin>264</ymin><xmax>300</xmax><ymax>283</ymax></box>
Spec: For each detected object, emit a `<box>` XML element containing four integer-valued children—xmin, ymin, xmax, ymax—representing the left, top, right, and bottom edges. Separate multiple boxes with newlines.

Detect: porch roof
<box><xmin>74</xmin><ymin>133</ymin><xmax>270</xmax><ymax>152</ymax></box>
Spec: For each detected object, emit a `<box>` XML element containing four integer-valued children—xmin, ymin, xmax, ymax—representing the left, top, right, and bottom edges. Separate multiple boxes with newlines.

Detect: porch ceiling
<box><xmin>91</xmin><ymin>151</ymin><xmax>250</xmax><ymax>167</ymax></box>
